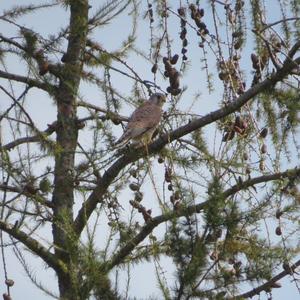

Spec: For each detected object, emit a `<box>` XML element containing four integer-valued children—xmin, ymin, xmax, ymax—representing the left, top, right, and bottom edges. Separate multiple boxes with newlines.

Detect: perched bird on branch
<box><xmin>114</xmin><ymin>93</ymin><xmax>166</xmax><ymax>148</ymax></box>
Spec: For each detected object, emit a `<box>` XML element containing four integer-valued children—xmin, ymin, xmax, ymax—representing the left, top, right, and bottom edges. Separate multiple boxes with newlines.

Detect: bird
<box><xmin>114</xmin><ymin>93</ymin><xmax>166</xmax><ymax>148</ymax></box>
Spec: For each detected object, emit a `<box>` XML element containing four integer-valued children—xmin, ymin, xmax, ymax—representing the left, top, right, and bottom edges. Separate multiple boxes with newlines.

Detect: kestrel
<box><xmin>114</xmin><ymin>93</ymin><xmax>166</xmax><ymax>147</ymax></box>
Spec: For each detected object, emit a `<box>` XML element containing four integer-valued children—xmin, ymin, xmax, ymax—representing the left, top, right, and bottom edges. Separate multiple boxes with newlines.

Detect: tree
<box><xmin>0</xmin><ymin>0</ymin><xmax>299</xmax><ymax>299</ymax></box>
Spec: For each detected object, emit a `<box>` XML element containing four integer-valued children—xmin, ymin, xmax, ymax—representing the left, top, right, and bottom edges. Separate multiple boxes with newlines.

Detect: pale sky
<box><xmin>0</xmin><ymin>1</ymin><xmax>299</xmax><ymax>299</ymax></box>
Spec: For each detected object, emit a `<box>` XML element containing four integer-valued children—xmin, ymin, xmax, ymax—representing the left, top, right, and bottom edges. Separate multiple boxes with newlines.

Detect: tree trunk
<box><xmin>51</xmin><ymin>1</ymin><xmax>88</xmax><ymax>299</ymax></box>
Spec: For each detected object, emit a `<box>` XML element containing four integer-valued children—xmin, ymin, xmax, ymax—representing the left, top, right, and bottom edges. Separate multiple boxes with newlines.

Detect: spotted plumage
<box><xmin>114</xmin><ymin>93</ymin><xmax>166</xmax><ymax>147</ymax></box>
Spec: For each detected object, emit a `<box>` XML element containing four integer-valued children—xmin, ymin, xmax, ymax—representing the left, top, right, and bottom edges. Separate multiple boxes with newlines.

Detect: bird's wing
<box><xmin>114</xmin><ymin>102</ymin><xmax>162</xmax><ymax>146</ymax></box>
<box><xmin>127</xmin><ymin>103</ymin><xmax>161</xmax><ymax>135</ymax></box>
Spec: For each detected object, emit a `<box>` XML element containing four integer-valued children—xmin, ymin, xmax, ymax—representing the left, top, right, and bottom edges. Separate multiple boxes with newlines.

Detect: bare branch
<box><xmin>0</xmin><ymin>122</ymin><xmax>56</xmax><ymax>151</ymax></box>
<box><xmin>0</xmin><ymin>33</ymin><xmax>27</xmax><ymax>51</ymax></box>
<box><xmin>288</xmin><ymin>40</ymin><xmax>300</xmax><ymax>59</ymax></box>
<box><xmin>0</xmin><ymin>69</ymin><xmax>53</xmax><ymax>91</ymax></box>
<box><xmin>260</xmin><ymin>17</ymin><xmax>300</xmax><ymax>32</ymax></box>
<box><xmin>0</xmin><ymin>85</ymin><xmax>31</xmax><ymax>122</ymax></box>
<box><xmin>104</xmin><ymin>203</ymin><xmax>207</xmax><ymax>271</ymax></box>
<box><xmin>230</xmin><ymin>259</ymin><xmax>300</xmax><ymax>299</ymax></box>
<box><xmin>223</xmin><ymin>168</ymin><xmax>300</xmax><ymax>198</ymax></box>
<box><xmin>0</xmin><ymin>220</ymin><xmax>67</xmax><ymax>274</ymax></box>
<box><xmin>77</xmin><ymin>101</ymin><xmax>129</xmax><ymax>122</ymax></box>
<box><xmin>0</xmin><ymin>3</ymin><xmax>60</xmax><ymax>20</ymax></box>
<box><xmin>0</xmin><ymin>183</ymin><xmax>53</xmax><ymax>208</ymax></box>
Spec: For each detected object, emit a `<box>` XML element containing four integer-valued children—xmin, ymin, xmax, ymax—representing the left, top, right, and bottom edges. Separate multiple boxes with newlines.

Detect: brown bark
<box><xmin>51</xmin><ymin>1</ymin><xmax>89</xmax><ymax>299</ymax></box>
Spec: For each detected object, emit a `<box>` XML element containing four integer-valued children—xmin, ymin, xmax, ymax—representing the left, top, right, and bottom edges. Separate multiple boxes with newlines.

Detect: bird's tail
<box><xmin>113</xmin><ymin>130</ymin><xmax>132</xmax><ymax>148</ymax></box>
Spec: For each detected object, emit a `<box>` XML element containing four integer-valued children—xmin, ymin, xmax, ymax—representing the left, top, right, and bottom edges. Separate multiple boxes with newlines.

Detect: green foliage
<box><xmin>203</xmin><ymin>176</ymin><xmax>226</xmax><ymax>229</ymax></box>
<box><xmin>38</xmin><ymin>177</ymin><xmax>51</xmax><ymax>193</ymax></box>
<box><xmin>291</xmin><ymin>0</ymin><xmax>300</xmax><ymax>38</ymax></box>
<box><xmin>257</xmin><ymin>87</ymin><xmax>300</xmax><ymax>150</ymax></box>
<box><xmin>181</xmin><ymin>237</ymin><xmax>207</xmax><ymax>285</ymax></box>
<box><xmin>21</xmin><ymin>29</ymin><xmax>38</xmax><ymax>55</ymax></box>
<box><xmin>0</xmin><ymin>0</ymin><xmax>300</xmax><ymax>299</ymax></box>
<box><xmin>251</xmin><ymin>0</ymin><xmax>265</xmax><ymax>49</ymax></box>
<box><xmin>244</xmin><ymin>240</ymin><xmax>285</xmax><ymax>281</ymax></box>
<box><xmin>77</xmin><ymin>243</ymin><xmax>118</xmax><ymax>299</ymax></box>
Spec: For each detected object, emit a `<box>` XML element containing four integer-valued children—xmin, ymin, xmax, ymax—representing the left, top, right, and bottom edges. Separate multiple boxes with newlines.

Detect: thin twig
<box><xmin>228</xmin><ymin>258</ymin><xmax>300</xmax><ymax>299</ymax></box>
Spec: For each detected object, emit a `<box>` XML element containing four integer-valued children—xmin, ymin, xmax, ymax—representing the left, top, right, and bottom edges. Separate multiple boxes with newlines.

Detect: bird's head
<box><xmin>149</xmin><ymin>93</ymin><xmax>166</xmax><ymax>107</ymax></box>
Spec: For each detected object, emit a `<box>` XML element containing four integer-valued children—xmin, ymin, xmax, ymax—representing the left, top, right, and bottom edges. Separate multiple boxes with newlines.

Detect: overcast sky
<box><xmin>0</xmin><ymin>1</ymin><xmax>299</xmax><ymax>299</ymax></box>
